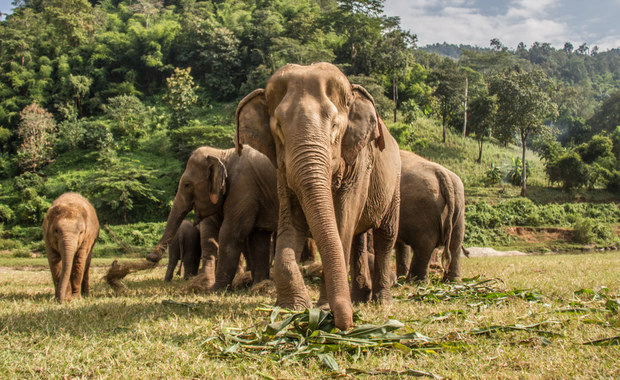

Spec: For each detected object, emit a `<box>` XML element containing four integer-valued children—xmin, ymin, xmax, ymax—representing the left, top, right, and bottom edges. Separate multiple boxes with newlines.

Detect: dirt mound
<box><xmin>505</xmin><ymin>226</ymin><xmax>573</xmax><ymax>243</ymax></box>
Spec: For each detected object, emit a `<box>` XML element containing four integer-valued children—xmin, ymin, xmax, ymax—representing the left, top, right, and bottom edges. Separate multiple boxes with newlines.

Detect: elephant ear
<box><xmin>342</xmin><ymin>84</ymin><xmax>385</xmax><ymax>165</ymax></box>
<box><xmin>236</xmin><ymin>89</ymin><xmax>276</xmax><ymax>166</ymax></box>
<box><xmin>206</xmin><ymin>156</ymin><xmax>227</xmax><ymax>205</ymax></box>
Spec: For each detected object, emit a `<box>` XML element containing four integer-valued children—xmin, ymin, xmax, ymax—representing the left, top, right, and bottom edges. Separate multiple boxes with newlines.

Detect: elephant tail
<box><xmin>437</xmin><ymin>168</ymin><xmax>456</xmax><ymax>272</ymax></box>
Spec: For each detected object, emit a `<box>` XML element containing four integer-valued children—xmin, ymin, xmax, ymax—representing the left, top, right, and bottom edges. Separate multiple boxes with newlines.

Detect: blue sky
<box><xmin>385</xmin><ymin>0</ymin><xmax>620</xmax><ymax>51</ymax></box>
<box><xmin>1</xmin><ymin>0</ymin><xmax>619</xmax><ymax>51</ymax></box>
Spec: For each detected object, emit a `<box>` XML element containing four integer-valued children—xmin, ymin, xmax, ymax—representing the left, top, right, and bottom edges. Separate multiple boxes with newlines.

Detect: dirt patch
<box><xmin>505</xmin><ymin>227</ymin><xmax>573</xmax><ymax>243</ymax></box>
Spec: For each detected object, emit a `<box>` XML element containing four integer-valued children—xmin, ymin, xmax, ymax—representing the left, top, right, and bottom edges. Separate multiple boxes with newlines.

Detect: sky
<box><xmin>384</xmin><ymin>0</ymin><xmax>620</xmax><ymax>51</ymax></box>
<box><xmin>1</xmin><ymin>0</ymin><xmax>619</xmax><ymax>51</ymax></box>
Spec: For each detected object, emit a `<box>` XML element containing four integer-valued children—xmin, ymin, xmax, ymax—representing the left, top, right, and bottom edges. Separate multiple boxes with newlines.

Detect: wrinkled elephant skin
<box><xmin>236</xmin><ymin>63</ymin><xmax>401</xmax><ymax>330</ymax></box>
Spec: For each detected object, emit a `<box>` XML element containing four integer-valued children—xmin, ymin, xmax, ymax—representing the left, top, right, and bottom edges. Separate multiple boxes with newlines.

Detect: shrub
<box><xmin>55</xmin><ymin>117</ymin><xmax>87</xmax><ymax>153</ymax></box>
<box><xmin>14</xmin><ymin>172</ymin><xmax>46</xmax><ymax>194</ymax></box>
<box><xmin>484</xmin><ymin>163</ymin><xmax>502</xmax><ymax>186</ymax></box>
<box><xmin>17</xmin><ymin>103</ymin><xmax>57</xmax><ymax>172</ymax></box>
<box><xmin>572</xmin><ymin>218</ymin><xmax>595</xmax><ymax>244</ymax></box>
<box><xmin>169</xmin><ymin>122</ymin><xmax>235</xmax><ymax>161</ymax></box>
<box><xmin>0</xmin><ymin>204</ymin><xmax>14</xmax><ymax>223</ymax></box>
<box><xmin>16</xmin><ymin>188</ymin><xmax>50</xmax><ymax>225</ymax></box>
<box><xmin>83</xmin><ymin>120</ymin><xmax>114</xmax><ymax>150</ymax></box>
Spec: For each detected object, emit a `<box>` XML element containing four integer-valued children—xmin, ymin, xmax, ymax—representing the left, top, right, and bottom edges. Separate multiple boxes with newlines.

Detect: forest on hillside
<box><xmin>0</xmin><ymin>0</ymin><xmax>619</xmax><ymax>233</ymax></box>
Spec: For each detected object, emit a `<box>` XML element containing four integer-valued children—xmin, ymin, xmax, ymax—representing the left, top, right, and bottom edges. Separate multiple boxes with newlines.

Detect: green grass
<box><xmin>1</xmin><ymin>253</ymin><xmax>618</xmax><ymax>378</ymax></box>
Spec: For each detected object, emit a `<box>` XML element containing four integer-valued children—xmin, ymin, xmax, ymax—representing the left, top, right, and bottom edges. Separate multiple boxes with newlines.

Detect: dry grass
<box><xmin>0</xmin><ymin>252</ymin><xmax>618</xmax><ymax>379</ymax></box>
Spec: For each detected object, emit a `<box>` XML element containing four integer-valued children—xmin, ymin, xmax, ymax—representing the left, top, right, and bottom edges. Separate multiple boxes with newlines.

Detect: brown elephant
<box><xmin>146</xmin><ymin>146</ymin><xmax>278</xmax><ymax>290</ymax></box>
<box><xmin>395</xmin><ymin>150</ymin><xmax>466</xmax><ymax>282</ymax></box>
<box><xmin>42</xmin><ymin>192</ymin><xmax>99</xmax><ymax>303</ymax></box>
<box><xmin>165</xmin><ymin>220</ymin><xmax>201</xmax><ymax>281</ymax></box>
<box><xmin>236</xmin><ymin>62</ymin><xmax>401</xmax><ymax>330</ymax></box>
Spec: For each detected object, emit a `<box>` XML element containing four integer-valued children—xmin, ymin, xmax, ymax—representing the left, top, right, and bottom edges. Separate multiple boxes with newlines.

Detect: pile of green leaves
<box><xmin>406</xmin><ymin>276</ymin><xmax>545</xmax><ymax>305</ymax></box>
<box><xmin>205</xmin><ymin>306</ymin><xmax>462</xmax><ymax>374</ymax></box>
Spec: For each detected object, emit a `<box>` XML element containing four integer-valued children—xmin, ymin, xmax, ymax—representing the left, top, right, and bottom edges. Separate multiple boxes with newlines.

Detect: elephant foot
<box><xmin>443</xmin><ymin>273</ymin><xmax>461</xmax><ymax>282</ymax></box>
<box><xmin>275</xmin><ymin>293</ymin><xmax>312</xmax><ymax>311</ymax></box>
<box><xmin>146</xmin><ymin>251</ymin><xmax>162</xmax><ymax>263</ymax></box>
<box><xmin>351</xmin><ymin>287</ymin><xmax>372</xmax><ymax>304</ymax></box>
<box><xmin>250</xmin><ymin>279</ymin><xmax>275</xmax><ymax>295</ymax></box>
<box><xmin>331</xmin><ymin>299</ymin><xmax>354</xmax><ymax>331</ymax></box>
<box><xmin>186</xmin><ymin>273</ymin><xmax>214</xmax><ymax>293</ymax></box>
<box><xmin>371</xmin><ymin>289</ymin><xmax>393</xmax><ymax>305</ymax></box>
<box><xmin>407</xmin><ymin>274</ymin><xmax>429</xmax><ymax>284</ymax></box>
<box><xmin>232</xmin><ymin>271</ymin><xmax>253</xmax><ymax>290</ymax></box>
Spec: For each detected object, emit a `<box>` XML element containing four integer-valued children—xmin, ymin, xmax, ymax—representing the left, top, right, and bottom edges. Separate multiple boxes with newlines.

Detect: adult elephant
<box><xmin>395</xmin><ymin>150</ymin><xmax>466</xmax><ymax>282</ymax></box>
<box><xmin>236</xmin><ymin>62</ymin><xmax>401</xmax><ymax>330</ymax></box>
<box><xmin>146</xmin><ymin>146</ymin><xmax>278</xmax><ymax>290</ymax></box>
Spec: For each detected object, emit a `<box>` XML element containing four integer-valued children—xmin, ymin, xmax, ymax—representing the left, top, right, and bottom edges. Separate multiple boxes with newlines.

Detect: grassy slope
<box><xmin>1</xmin><ymin>253</ymin><xmax>618</xmax><ymax>378</ymax></box>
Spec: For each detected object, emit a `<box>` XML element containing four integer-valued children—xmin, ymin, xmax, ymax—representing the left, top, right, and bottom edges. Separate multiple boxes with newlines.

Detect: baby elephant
<box><xmin>165</xmin><ymin>220</ymin><xmax>201</xmax><ymax>281</ymax></box>
<box><xmin>42</xmin><ymin>192</ymin><xmax>99</xmax><ymax>303</ymax></box>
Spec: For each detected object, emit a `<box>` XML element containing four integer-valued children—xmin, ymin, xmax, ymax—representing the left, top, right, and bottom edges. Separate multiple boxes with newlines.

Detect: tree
<box><xmin>587</xmin><ymin>91</ymin><xmax>620</xmax><ymax>136</ymax></box>
<box><xmin>17</xmin><ymin>103</ymin><xmax>57</xmax><ymax>172</ymax></box>
<box><xmin>86</xmin><ymin>150</ymin><xmax>161</xmax><ymax>223</ymax></box>
<box><xmin>490</xmin><ymin>70</ymin><xmax>558</xmax><ymax>195</ymax></box>
<box><xmin>468</xmin><ymin>92</ymin><xmax>497</xmax><ymax>163</ymax></box>
<box><xmin>104</xmin><ymin>95</ymin><xmax>148</xmax><ymax>149</ymax></box>
<box><xmin>164</xmin><ymin>67</ymin><xmax>198</xmax><ymax>130</ymax></box>
<box><xmin>428</xmin><ymin>59</ymin><xmax>466</xmax><ymax>143</ymax></box>
<box><xmin>377</xmin><ymin>26</ymin><xmax>416</xmax><ymax>122</ymax></box>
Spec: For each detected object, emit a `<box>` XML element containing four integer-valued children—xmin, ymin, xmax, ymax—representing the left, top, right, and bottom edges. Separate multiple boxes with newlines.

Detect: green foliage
<box><xmin>506</xmin><ymin>157</ymin><xmax>530</xmax><ymax>186</ymax></box>
<box><xmin>15</xmin><ymin>187</ymin><xmax>50</xmax><ymax>225</ymax></box>
<box><xmin>17</xmin><ymin>103</ymin><xmax>57</xmax><ymax>172</ymax></box>
<box><xmin>104</xmin><ymin>95</ymin><xmax>149</xmax><ymax>150</ymax></box>
<box><xmin>168</xmin><ymin>122</ymin><xmax>235</xmax><ymax>161</ymax></box>
<box><xmin>0</xmin><ymin>203</ymin><xmax>14</xmax><ymax>223</ymax></box>
<box><xmin>85</xmin><ymin>150</ymin><xmax>162</xmax><ymax>223</ymax></box>
<box><xmin>55</xmin><ymin>116</ymin><xmax>87</xmax><ymax>153</ymax></box>
<box><xmin>164</xmin><ymin>67</ymin><xmax>198</xmax><ymax>130</ymax></box>
<box><xmin>82</xmin><ymin>120</ymin><xmax>114</xmax><ymax>151</ymax></box>
<box><xmin>572</xmin><ymin>218</ymin><xmax>595</xmax><ymax>244</ymax></box>
<box><xmin>484</xmin><ymin>163</ymin><xmax>502</xmax><ymax>186</ymax></box>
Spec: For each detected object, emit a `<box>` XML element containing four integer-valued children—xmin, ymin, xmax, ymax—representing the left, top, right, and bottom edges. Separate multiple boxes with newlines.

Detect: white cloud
<box><xmin>385</xmin><ymin>0</ymin><xmax>618</xmax><ymax>50</ymax></box>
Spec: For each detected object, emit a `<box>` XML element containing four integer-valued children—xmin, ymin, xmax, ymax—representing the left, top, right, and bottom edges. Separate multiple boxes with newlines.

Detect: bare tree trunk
<box><xmin>393</xmin><ymin>75</ymin><xmax>398</xmax><ymax>123</ymax></box>
<box><xmin>477</xmin><ymin>139</ymin><xmax>483</xmax><ymax>163</ymax></box>
<box><xmin>521</xmin><ymin>130</ymin><xmax>527</xmax><ymax>196</ymax></box>
<box><xmin>462</xmin><ymin>77</ymin><xmax>468</xmax><ymax>137</ymax></box>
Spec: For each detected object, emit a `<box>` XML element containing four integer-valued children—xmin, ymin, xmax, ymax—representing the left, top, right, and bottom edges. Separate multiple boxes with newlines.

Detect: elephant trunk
<box><xmin>57</xmin><ymin>236</ymin><xmax>78</xmax><ymax>303</ymax></box>
<box><xmin>147</xmin><ymin>195</ymin><xmax>190</xmax><ymax>262</ymax></box>
<box><xmin>289</xmin><ymin>148</ymin><xmax>353</xmax><ymax>330</ymax></box>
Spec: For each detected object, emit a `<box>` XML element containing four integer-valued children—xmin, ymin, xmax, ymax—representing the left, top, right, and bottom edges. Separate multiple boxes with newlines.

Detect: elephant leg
<box><xmin>444</xmin><ymin>220</ymin><xmax>465</xmax><ymax>282</ymax></box>
<box><xmin>212</xmin><ymin>217</ymin><xmax>254</xmax><ymax>291</ymax></box>
<box><xmin>350</xmin><ymin>232</ymin><xmax>372</xmax><ymax>303</ymax></box>
<box><xmin>46</xmin><ymin>247</ymin><xmax>62</xmax><ymax>297</ymax></box>
<box><xmin>273</xmin><ymin>183</ymin><xmax>311</xmax><ymax>310</ymax></box>
<box><xmin>407</xmin><ymin>239</ymin><xmax>436</xmax><ymax>283</ymax></box>
<box><xmin>165</xmin><ymin>248</ymin><xmax>179</xmax><ymax>282</ymax></box>
<box><xmin>81</xmin><ymin>251</ymin><xmax>93</xmax><ymax>297</ymax></box>
<box><xmin>196</xmin><ymin>216</ymin><xmax>220</xmax><ymax>289</ymax></box>
<box><xmin>371</xmin><ymin>199</ymin><xmax>399</xmax><ymax>303</ymax></box>
<box><xmin>300</xmin><ymin>238</ymin><xmax>318</xmax><ymax>264</ymax></box>
<box><xmin>248</xmin><ymin>230</ymin><xmax>271</xmax><ymax>284</ymax></box>
<box><xmin>395</xmin><ymin>240</ymin><xmax>412</xmax><ymax>277</ymax></box>
<box><xmin>70</xmin><ymin>247</ymin><xmax>89</xmax><ymax>299</ymax></box>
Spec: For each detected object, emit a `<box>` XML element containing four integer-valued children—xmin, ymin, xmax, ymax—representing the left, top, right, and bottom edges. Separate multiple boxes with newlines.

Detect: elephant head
<box><xmin>147</xmin><ymin>147</ymin><xmax>227</xmax><ymax>262</ymax></box>
<box><xmin>236</xmin><ymin>63</ymin><xmax>385</xmax><ymax>330</ymax></box>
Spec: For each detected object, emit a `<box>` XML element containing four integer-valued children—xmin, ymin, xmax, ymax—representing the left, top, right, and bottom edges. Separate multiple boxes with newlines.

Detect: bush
<box><xmin>0</xmin><ymin>204</ymin><xmax>14</xmax><ymax>223</ymax></box>
<box><xmin>572</xmin><ymin>218</ymin><xmax>595</xmax><ymax>244</ymax></box>
<box><xmin>83</xmin><ymin>120</ymin><xmax>114</xmax><ymax>151</ymax></box>
<box><xmin>16</xmin><ymin>188</ymin><xmax>50</xmax><ymax>225</ymax></box>
<box><xmin>14</xmin><ymin>172</ymin><xmax>46</xmax><ymax>194</ymax></box>
<box><xmin>484</xmin><ymin>163</ymin><xmax>502</xmax><ymax>186</ymax></box>
<box><xmin>55</xmin><ymin>117</ymin><xmax>87</xmax><ymax>153</ymax></box>
<box><xmin>169</xmin><ymin>122</ymin><xmax>235</xmax><ymax>161</ymax></box>
<box><xmin>549</xmin><ymin>151</ymin><xmax>589</xmax><ymax>189</ymax></box>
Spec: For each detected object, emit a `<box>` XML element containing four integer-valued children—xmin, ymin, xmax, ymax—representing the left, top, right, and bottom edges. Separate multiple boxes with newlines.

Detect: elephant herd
<box><xmin>42</xmin><ymin>63</ymin><xmax>465</xmax><ymax>331</ymax></box>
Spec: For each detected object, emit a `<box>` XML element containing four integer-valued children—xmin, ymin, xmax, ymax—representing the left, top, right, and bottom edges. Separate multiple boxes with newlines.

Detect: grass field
<box><xmin>1</xmin><ymin>253</ymin><xmax>618</xmax><ymax>379</ymax></box>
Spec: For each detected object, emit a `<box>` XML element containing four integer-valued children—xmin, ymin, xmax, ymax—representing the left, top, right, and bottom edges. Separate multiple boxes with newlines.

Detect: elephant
<box><xmin>146</xmin><ymin>145</ymin><xmax>278</xmax><ymax>290</ymax></box>
<box><xmin>165</xmin><ymin>220</ymin><xmax>201</xmax><ymax>281</ymax></box>
<box><xmin>236</xmin><ymin>62</ymin><xmax>401</xmax><ymax>330</ymax></box>
<box><xmin>395</xmin><ymin>150</ymin><xmax>466</xmax><ymax>282</ymax></box>
<box><xmin>42</xmin><ymin>192</ymin><xmax>99</xmax><ymax>303</ymax></box>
